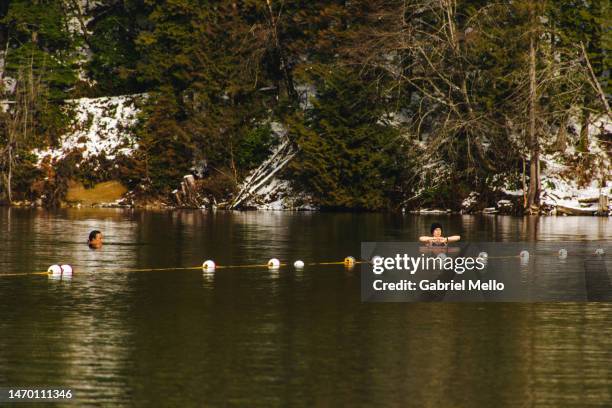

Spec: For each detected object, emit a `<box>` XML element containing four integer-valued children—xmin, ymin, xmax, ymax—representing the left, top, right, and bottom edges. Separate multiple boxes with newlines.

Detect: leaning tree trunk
<box><xmin>526</xmin><ymin>35</ymin><xmax>540</xmax><ymax>210</ymax></box>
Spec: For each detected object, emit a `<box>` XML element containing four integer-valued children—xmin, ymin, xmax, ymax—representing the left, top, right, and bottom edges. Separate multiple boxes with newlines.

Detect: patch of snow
<box><xmin>232</xmin><ymin>130</ymin><xmax>315</xmax><ymax>210</ymax></box>
<box><xmin>495</xmin><ymin>114</ymin><xmax>611</xmax><ymax>214</ymax></box>
<box><xmin>270</xmin><ymin>121</ymin><xmax>288</xmax><ymax>138</ymax></box>
<box><xmin>295</xmin><ymin>83</ymin><xmax>316</xmax><ymax>110</ymax></box>
<box><xmin>502</xmin><ymin>188</ymin><xmax>524</xmax><ymax>197</ymax></box>
<box><xmin>385</xmin><ymin>110</ymin><xmax>411</xmax><ymax>128</ymax></box>
<box><xmin>416</xmin><ymin>209</ymin><xmax>450</xmax><ymax>214</ymax></box>
<box><xmin>33</xmin><ymin>94</ymin><xmax>144</xmax><ymax>163</ymax></box>
<box><xmin>462</xmin><ymin>191</ymin><xmax>479</xmax><ymax>209</ymax></box>
<box><xmin>190</xmin><ymin>159</ymin><xmax>207</xmax><ymax>178</ymax></box>
<box><xmin>244</xmin><ymin>177</ymin><xmax>315</xmax><ymax>210</ymax></box>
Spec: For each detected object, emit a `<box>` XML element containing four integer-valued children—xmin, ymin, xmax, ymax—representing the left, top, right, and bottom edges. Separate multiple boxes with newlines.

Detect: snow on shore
<box><xmin>34</xmin><ymin>95</ymin><xmax>142</xmax><ymax>163</ymax></box>
<box><xmin>26</xmin><ymin>93</ymin><xmax>608</xmax><ymax>213</ymax></box>
<box><xmin>240</xmin><ymin>177</ymin><xmax>316</xmax><ymax>210</ymax></box>
<box><xmin>465</xmin><ymin>114</ymin><xmax>611</xmax><ymax>214</ymax></box>
<box><xmin>231</xmin><ymin>122</ymin><xmax>316</xmax><ymax>210</ymax></box>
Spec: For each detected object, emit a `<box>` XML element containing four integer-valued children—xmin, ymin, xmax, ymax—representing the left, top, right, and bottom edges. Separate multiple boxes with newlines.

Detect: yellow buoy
<box><xmin>344</xmin><ymin>256</ymin><xmax>356</xmax><ymax>268</ymax></box>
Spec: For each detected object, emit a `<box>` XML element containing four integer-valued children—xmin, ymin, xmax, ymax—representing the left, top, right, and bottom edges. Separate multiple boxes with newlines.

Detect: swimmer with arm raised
<box><xmin>419</xmin><ymin>222</ymin><xmax>460</xmax><ymax>246</ymax></box>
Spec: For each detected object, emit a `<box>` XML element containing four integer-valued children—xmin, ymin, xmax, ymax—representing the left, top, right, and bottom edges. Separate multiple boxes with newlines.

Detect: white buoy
<box><xmin>294</xmin><ymin>260</ymin><xmax>305</xmax><ymax>269</ymax></box>
<box><xmin>371</xmin><ymin>256</ymin><xmax>383</xmax><ymax>264</ymax></box>
<box><xmin>202</xmin><ymin>260</ymin><xmax>216</xmax><ymax>271</ymax></box>
<box><xmin>268</xmin><ymin>258</ymin><xmax>280</xmax><ymax>269</ymax></box>
<box><xmin>437</xmin><ymin>253</ymin><xmax>447</xmax><ymax>260</ymax></box>
<box><xmin>477</xmin><ymin>252</ymin><xmax>488</xmax><ymax>268</ymax></box>
<box><xmin>344</xmin><ymin>256</ymin><xmax>356</xmax><ymax>268</ymax></box>
<box><xmin>519</xmin><ymin>250</ymin><xmax>529</xmax><ymax>266</ymax></box>
<box><xmin>60</xmin><ymin>264</ymin><xmax>73</xmax><ymax>276</ymax></box>
<box><xmin>558</xmin><ymin>249</ymin><xmax>568</xmax><ymax>259</ymax></box>
<box><xmin>48</xmin><ymin>265</ymin><xmax>62</xmax><ymax>277</ymax></box>
<box><xmin>595</xmin><ymin>248</ymin><xmax>605</xmax><ymax>256</ymax></box>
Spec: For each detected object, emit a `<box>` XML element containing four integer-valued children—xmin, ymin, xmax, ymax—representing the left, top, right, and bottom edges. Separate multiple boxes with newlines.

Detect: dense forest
<box><xmin>0</xmin><ymin>0</ymin><xmax>609</xmax><ymax>211</ymax></box>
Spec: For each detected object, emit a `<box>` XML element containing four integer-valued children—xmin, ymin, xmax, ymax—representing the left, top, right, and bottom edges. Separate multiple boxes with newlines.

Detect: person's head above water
<box><xmin>88</xmin><ymin>230</ymin><xmax>103</xmax><ymax>249</ymax></box>
<box><xmin>420</xmin><ymin>223</ymin><xmax>459</xmax><ymax>245</ymax></box>
<box><xmin>430</xmin><ymin>222</ymin><xmax>443</xmax><ymax>237</ymax></box>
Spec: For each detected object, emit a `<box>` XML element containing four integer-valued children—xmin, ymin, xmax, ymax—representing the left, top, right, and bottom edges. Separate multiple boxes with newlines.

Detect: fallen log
<box><xmin>230</xmin><ymin>137</ymin><xmax>297</xmax><ymax>209</ymax></box>
<box><xmin>577</xmin><ymin>196</ymin><xmax>600</xmax><ymax>204</ymax></box>
<box><xmin>556</xmin><ymin>204</ymin><xmax>597</xmax><ymax>215</ymax></box>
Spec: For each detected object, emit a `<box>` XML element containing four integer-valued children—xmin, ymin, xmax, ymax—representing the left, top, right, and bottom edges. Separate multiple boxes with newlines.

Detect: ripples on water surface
<box><xmin>0</xmin><ymin>208</ymin><xmax>610</xmax><ymax>406</ymax></box>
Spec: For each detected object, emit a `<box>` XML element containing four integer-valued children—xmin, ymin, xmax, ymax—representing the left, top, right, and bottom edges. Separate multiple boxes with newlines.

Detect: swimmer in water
<box><xmin>88</xmin><ymin>230</ymin><xmax>103</xmax><ymax>249</ymax></box>
<box><xmin>419</xmin><ymin>223</ymin><xmax>460</xmax><ymax>246</ymax></box>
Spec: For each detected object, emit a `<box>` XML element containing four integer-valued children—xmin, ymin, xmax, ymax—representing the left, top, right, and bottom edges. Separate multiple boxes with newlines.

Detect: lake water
<box><xmin>0</xmin><ymin>208</ymin><xmax>610</xmax><ymax>406</ymax></box>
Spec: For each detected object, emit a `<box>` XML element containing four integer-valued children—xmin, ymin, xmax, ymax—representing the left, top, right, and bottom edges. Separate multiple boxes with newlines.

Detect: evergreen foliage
<box><xmin>289</xmin><ymin>66</ymin><xmax>407</xmax><ymax>209</ymax></box>
<box><xmin>87</xmin><ymin>0</ymin><xmax>151</xmax><ymax>94</ymax></box>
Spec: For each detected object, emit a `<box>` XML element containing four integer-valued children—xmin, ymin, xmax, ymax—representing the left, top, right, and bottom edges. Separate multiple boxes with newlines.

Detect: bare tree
<box><xmin>0</xmin><ymin>52</ymin><xmax>44</xmax><ymax>204</ymax></box>
<box><xmin>344</xmin><ymin>0</ymin><xmax>596</xmax><ymax>208</ymax></box>
<box><xmin>526</xmin><ymin>6</ymin><xmax>541</xmax><ymax>210</ymax></box>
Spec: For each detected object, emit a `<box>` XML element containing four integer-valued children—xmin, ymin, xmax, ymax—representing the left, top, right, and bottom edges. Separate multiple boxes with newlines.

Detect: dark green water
<box><xmin>0</xmin><ymin>208</ymin><xmax>611</xmax><ymax>406</ymax></box>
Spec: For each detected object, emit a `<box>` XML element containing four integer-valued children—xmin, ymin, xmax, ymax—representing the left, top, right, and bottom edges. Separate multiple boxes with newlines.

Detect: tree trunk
<box><xmin>579</xmin><ymin>108</ymin><xmax>590</xmax><ymax>152</ymax></box>
<box><xmin>522</xmin><ymin>157</ymin><xmax>527</xmax><ymax>209</ymax></box>
<box><xmin>580</xmin><ymin>41</ymin><xmax>611</xmax><ymax>116</ymax></box>
<box><xmin>555</xmin><ymin>115</ymin><xmax>568</xmax><ymax>152</ymax></box>
<box><xmin>265</xmin><ymin>0</ymin><xmax>297</xmax><ymax>103</ymax></box>
<box><xmin>598</xmin><ymin>192</ymin><xmax>609</xmax><ymax>215</ymax></box>
<box><xmin>6</xmin><ymin>145</ymin><xmax>12</xmax><ymax>204</ymax></box>
<box><xmin>526</xmin><ymin>35</ymin><xmax>540</xmax><ymax>209</ymax></box>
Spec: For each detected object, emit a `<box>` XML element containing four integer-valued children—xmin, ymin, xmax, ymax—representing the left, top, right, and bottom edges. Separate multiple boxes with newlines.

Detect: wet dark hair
<box><xmin>88</xmin><ymin>230</ymin><xmax>101</xmax><ymax>242</ymax></box>
<box><xmin>430</xmin><ymin>223</ymin><xmax>443</xmax><ymax>235</ymax></box>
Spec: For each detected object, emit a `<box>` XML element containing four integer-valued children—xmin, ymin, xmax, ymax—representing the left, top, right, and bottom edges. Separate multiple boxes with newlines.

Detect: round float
<box><xmin>344</xmin><ymin>256</ymin><xmax>356</xmax><ymax>268</ymax></box>
<box><xmin>47</xmin><ymin>265</ymin><xmax>62</xmax><ymax>277</ymax></box>
<box><xmin>60</xmin><ymin>264</ymin><xmax>73</xmax><ymax>276</ymax></box>
<box><xmin>268</xmin><ymin>258</ymin><xmax>280</xmax><ymax>269</ymax></box>
<box><xmin>202</xmin><ymin>260</ymin><xmax>216</xmax><ymax>271</ymax></box>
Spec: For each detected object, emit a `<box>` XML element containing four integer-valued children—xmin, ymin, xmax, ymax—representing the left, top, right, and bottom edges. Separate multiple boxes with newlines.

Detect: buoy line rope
<box><xmin>0</xmin><ymin>250</ymin><xmax>606</xmax><ymax>278</ymax></box>
<box><xmin>0</xmin><ymin>260</ymin><xmax>369</xmax><ymax>278</ymax></box>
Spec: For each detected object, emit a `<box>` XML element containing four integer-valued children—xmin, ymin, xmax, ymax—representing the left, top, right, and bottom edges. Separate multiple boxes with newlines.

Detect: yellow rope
<box><xmin>0</xmin><ymin>271</ymin><xmax>50</xmax><ymax>277</ymax></box>
<box><xmin>0</xmin><ymin>261</ymin><xmax>344</xmax><ymax>277</ymax></box>
<box><xmin>0</xmin><ymin>252</ymin><xmax>606</xmax><ymax>278</ymax></box>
